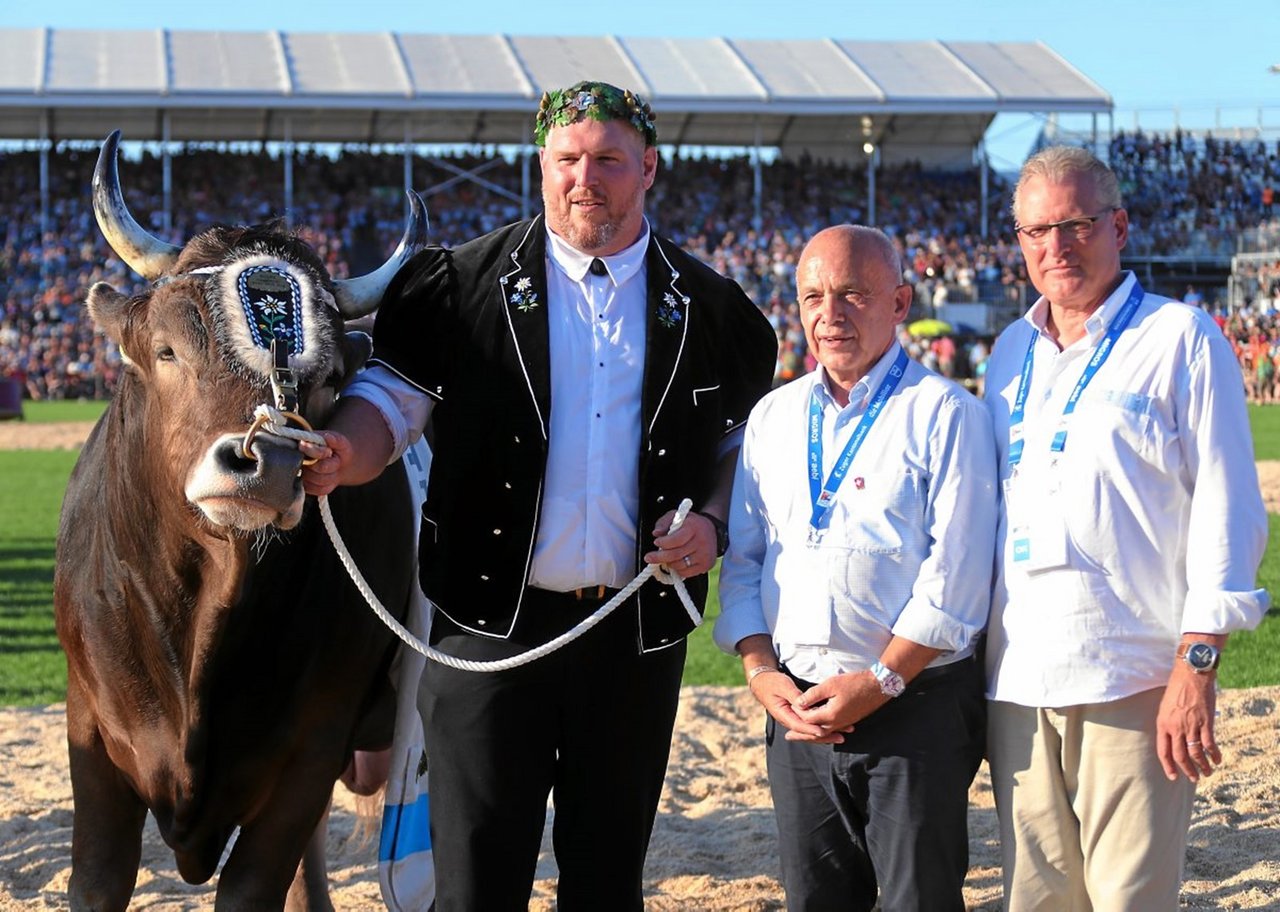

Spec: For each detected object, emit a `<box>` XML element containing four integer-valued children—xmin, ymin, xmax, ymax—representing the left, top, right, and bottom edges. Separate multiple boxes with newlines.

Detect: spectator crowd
<box><xmin>3</xmin><ymin>129</ymin><xmax>1279</xmax><ymax>403</ymax></box>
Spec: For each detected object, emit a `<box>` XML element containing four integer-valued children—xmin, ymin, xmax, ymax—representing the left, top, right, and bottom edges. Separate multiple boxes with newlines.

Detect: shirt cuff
<box><xmin>341</xmin><ymin>380</ymin><xmax>411</xmax><ymax>464</ymax></box>
<box><xmin>1181</xmin><ymin>587</ymin><xmax>1271</xmax><ymax>635</ymax></box>
<box><xmin>712</xmin><ymin>602</ymin><xmax>770</xmax><ymax>657</ymax></box>
<box><xmin>889</xmin><ymin>600</ymin><xmax>978</xmax><ymax>658</ymax></box>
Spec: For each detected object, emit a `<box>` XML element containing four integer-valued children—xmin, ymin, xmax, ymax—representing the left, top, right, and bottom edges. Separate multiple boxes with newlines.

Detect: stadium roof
<box><xmin>0</xmin><ymin>28</ymin><xmax>1111</xmax><ymax>162</ymax></box>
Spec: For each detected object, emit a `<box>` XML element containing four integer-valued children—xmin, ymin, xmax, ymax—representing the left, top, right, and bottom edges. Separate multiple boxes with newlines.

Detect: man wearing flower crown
<box><xmin>301</xmin><ymin>80</ymin><xmax>776</xmax><ymax>909</ymax></box>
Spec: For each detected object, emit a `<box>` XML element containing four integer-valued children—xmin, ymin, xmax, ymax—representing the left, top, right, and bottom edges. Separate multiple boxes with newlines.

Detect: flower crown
<box><xmin>534</xmin><ymin>80</ymin><xmax>658</xmax><ymax>147</ymax></box>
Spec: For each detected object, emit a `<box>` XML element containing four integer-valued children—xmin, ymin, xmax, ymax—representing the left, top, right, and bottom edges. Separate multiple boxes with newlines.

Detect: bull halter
<box><xmin>237</xmin><ymin>409</ymin><xmax>701</xmax><ymax>672</ymax></box>
<box><xmin>239</xmin><ymin>340</ymin><xmax>318</xmax><ymax>466</ymax></box>
<box><xmin>177</xmin><ymin>260</ymin><xmax>326</xmax><ymax>462</ymax></box>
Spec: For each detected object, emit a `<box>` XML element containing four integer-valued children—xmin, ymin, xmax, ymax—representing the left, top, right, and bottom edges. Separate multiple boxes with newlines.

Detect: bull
<box><xmin>53</xmin><ymin>130</ymin><xmax>427</xmax><ymax>910</ymax></box>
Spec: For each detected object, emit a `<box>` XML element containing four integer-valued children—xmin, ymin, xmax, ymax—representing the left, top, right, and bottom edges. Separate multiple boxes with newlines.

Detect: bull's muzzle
<box><xmin>187</xmin><ymin>432</ymin><xmax>307</xmax><ymax>531</ymax></box>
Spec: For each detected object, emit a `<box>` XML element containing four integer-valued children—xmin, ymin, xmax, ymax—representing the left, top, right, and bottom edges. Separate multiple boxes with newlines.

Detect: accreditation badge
<box><xmin>1004</xmin><ymin>463</ymin><xmax>1070</xmax><ymax>572</ymax></box>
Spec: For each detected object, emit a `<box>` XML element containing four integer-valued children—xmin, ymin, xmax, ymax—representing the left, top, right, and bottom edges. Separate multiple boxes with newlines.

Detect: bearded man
<box><xmin>301</xmin><ymin>80</ymin><xmax>777</xmax><ymax>910</ymax></box>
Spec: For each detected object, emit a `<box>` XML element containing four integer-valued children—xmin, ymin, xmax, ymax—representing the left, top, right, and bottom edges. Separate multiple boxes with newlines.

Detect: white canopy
<box><xmin>0</xmin><ymin>28</ymin><xmax>1110</xmax><ymax>164</ymax></box>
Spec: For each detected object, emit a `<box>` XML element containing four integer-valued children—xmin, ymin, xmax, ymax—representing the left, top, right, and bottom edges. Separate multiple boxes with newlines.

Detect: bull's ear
<box><xmin>86</xmin><ymin>282</ymin><xmax>129</xmax><ymax>337</ymax></box>
<box><xmin>338</xmin><ymin>330</ymin><xmax>373</xmax><ymax>389</ymax></box>
<box><xmin>86</xmin><ymin>282</ymin><xmax>138</xmax><ymax>366</ymax></box>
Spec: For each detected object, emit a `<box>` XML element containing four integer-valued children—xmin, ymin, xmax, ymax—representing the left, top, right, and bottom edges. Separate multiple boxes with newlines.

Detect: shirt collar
<box><xmin>811</xmin><ymin>341</ymin><xmax>904</xmax><ymax>412</ymax></box>
<box><xmin>546</xmin><ymin>220</ymin><xmax>651</xmax><ymax>287</ymax></box>
<box><xmin>1024</xmin><ymin>270</ymin><xmax>1137</xmax><ymax>345</ymax></box>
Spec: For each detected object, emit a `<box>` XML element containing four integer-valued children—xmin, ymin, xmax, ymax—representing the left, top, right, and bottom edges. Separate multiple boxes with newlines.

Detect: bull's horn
<box><xmin>92</xmin><ymin>130</ymin><xmax>183</xmax><ymax>281</ymax></box>
<box><xmin>333</xmin><ymin>191</ymin><xmax>430</xmax><ymax>319</ymax></box>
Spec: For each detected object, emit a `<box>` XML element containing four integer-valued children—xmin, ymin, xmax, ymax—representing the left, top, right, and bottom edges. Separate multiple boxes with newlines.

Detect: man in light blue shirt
<box><xmin>716</xmin><ymin>224</ymin><xmax>997</xmax><ymax>912</ymax></box>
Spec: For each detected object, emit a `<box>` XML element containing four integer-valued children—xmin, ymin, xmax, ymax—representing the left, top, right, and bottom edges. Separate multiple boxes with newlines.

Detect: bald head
<box><xmin>796</xmin><ymin>224</ymin><xmax>912</xmax><ymax>404</ymax></box>
<box><xmin>799</xmin><ymin>225</ymin><xmax>903</xmax><ymax>287</ymax></box>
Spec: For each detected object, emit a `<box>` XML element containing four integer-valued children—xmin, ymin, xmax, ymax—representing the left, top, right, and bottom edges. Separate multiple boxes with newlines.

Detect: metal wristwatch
<box><xmin>870</xmin><ymin>661</ymin><xmax>906</xmax><ymax>698</ymax></box>
<box><xmin>1176</xmin><ymin>641</ymin><xmax>1221</xmax><ymax>674</ymax></box>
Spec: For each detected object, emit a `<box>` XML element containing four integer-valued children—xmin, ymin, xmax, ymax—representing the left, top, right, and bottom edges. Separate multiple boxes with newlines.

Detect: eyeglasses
<box><xmin>1014</xmin><ymin>208</ymin><xmax>1118</xmax><ymax>245</ymax></box>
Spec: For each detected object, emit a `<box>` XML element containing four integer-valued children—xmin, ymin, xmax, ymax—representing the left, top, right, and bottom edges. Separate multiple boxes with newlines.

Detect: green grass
<box><xmin>1248</xmin><ymin>404</ymin><xmax>1280</xmax><ymax>461</ymax></box>
<box><xmin>0</xmin><ymin>451</ymin><xmax>78</xmax><ymax>705</ymax></box>
<box><xmin>1219</xmin><ymin>512</ymin><xmax>1280</xmax><ymax>688</ymax></box>
<box><xmin>683</xmin><ymin>565</ymin><xmax>742</xmax><ymax>686</ymax></box>
<box><xmin>3</xmin><ymin>433</ymin><xmax>1279</xmax><ymax>701</ymax></box>
<box><xmin>11</xmin><ymin>400</ymin><xmax>108</xmax><ymax>424</ymax></box>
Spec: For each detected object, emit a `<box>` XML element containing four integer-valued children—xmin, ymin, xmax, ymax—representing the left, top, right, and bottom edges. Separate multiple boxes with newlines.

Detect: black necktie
<box><xmin>589</xmin><ymin>257</ymin><xmax>608</xmax><ymax>277</ymax></box>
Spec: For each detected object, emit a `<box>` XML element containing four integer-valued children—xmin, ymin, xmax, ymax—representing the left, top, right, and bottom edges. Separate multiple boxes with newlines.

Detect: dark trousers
<box><xmin>422</xmin><ymin>589</ymin><xmax>686</xmax><ymax>911</ymax></box>
<box><xmin>766</xmin><ymin>658</ymin><xmax>985</xmax><ymax>912</ymax></box>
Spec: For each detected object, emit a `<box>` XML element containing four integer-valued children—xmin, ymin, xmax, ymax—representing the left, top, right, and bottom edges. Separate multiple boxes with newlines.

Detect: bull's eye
<box><xmin>155</xmin><ymin>346</ymin><xmax>176</xmax><ymax>363</ymax></box>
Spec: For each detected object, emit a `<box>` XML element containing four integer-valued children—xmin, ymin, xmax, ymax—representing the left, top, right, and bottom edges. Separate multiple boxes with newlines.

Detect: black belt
<box><xmin>526</xmin><ymin>585</ymin><xmax>621</xmax><ymax>604</ymax></box>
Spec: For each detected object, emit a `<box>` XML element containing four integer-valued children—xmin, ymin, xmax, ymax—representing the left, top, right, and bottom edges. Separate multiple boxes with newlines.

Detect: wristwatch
<box><xmin>870</xmin><ymin>661</ymin><xmax>906</xmax><ymax>698</ymax></box>
<box><xmin>1176</xmin><ymin>641</ymin><xmax>1221</xmax><ymax>674</ymax></box>
<box><xmin>696</xmin><ymin>511</ymin><xmax>730</xmax><ymax>557</ymax></box>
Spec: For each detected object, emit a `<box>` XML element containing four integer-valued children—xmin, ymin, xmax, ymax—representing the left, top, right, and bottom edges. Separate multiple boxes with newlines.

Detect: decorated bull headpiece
<box><xmin>190</xmin><ymin>252</ymin><xmax>335</xmax><ymax>410</ymax></box>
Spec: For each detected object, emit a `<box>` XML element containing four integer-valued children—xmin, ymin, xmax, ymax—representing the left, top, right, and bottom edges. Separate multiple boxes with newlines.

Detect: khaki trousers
<box><xmin>987</xmin><ymin>689</ymin><xmax>1196</xmax><ymax>912</ymax></box>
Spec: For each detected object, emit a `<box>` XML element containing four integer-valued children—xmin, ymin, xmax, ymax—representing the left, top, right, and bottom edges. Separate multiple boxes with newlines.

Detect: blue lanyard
<box><xmin>1007</xmin><ymin>280</ymin><xmax>1145</xmax><ymax>469</ymax></box>
<box><xmin>808</xmin><ymin>347</ymin><xmax>909</xmax><ymax>532</ymax></box>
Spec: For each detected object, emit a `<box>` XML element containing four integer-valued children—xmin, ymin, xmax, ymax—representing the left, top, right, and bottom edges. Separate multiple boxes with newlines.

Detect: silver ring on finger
<box><xmin>682</xmin><ymin>555</ymin><xmax>693</xmax><ymax>568</ymax></box>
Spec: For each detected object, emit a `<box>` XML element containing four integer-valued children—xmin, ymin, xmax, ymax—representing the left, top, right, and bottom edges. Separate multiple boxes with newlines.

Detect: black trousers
<box><xmin>766</xmin><ymin>658</ymin><xmax>986</xmax><ymax>912</ymax></box>
<box><xmin>422</xmin><ymin>589</ymin><xmax>686</xmax><ymax>911</ymax></box>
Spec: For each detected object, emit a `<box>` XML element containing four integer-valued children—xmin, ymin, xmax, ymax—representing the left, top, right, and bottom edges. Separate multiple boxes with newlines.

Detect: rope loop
<box><xmin>241</xmin><ymin>404</ymin><xmax>323</xmax><ymax>465</ymax></box>
<box><xmin>318</xmin><ymin>495</ymin><xmax>703</xmax><ymax>672</ymax></box>
<box><xmin>239</xmin><ymin>396</ymin><xmax>704</xmax><ymax>671</ymax></box>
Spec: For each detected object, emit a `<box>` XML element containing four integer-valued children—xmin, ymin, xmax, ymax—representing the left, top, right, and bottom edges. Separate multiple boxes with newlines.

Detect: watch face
<box><xmin>1186</xmin><ymin>643</ymin><xmax>1218</xmax><ymax>670</ymax></box>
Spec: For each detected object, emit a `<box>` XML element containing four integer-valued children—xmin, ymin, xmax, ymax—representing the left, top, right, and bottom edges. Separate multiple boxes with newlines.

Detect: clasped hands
<box><xmin>749</xmin><ymin>667</ymin><xmax>888</xmax><ymax>744</ymax></box>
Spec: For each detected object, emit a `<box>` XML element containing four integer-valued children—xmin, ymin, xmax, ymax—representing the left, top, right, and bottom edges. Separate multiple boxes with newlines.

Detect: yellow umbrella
<box><xmin>907</xmin><ymin>318</ymin><xmax>953</xmax><ymax>338</ymax></box>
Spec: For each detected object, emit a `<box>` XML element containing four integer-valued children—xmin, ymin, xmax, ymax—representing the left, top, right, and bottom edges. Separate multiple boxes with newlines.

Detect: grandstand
<box><xmin>1</xmin><ymin>28</ymin><xmax>1277</xmax><ymax>403</ymax></box>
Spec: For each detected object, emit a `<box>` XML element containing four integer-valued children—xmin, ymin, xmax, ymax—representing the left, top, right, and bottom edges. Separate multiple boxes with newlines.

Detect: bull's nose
<box><xmin>213</xmin><ymin>436</ymin><xmax>259</xmax><ymax>475</ymax></box>
<box><xmin>237</xmin><ymin>433</ymin><xmax>306</xmax><ymax>479</ymax></box>
<box><xmin>188</xmin><ymin>432</ymin><xmax>307</xmax><ymax>531</ymax></box>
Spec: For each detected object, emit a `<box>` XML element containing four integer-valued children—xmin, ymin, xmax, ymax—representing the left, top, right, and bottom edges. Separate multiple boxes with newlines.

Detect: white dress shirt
<box><xmin>715</xmin><ymin>343</ymin><xmax>998</xmax><ymax>684</ymax></box>
<box><xmin>530</xmin><ymin>226</ymin><xmax>648</xmax><ymax>590</ymax></box>
<box><xmin>343</xmin><ymin>225</ymin><xmax>651</xmax><ymax>591</ymax></box>
<box><xmin>983</xmin><ymin>271</ymin><xmax>1270</xmax><ymax>707</ymax></box>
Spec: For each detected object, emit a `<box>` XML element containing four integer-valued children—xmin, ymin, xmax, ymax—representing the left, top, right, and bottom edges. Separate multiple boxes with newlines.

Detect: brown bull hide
<box><xmin>55</xmin><ymin>136</ymin><xmax>427</xmax><ymax>911</ymax></box>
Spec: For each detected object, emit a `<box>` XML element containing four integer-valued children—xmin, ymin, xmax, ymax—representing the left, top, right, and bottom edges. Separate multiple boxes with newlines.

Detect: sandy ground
<box><xmin>2</xmin><ymin>688</ymin><xmax>1279</xmax><ymax>911</ymax></box>
<box><xmin>3</xmin><ymin>422</ymin><xmax>1278</xmax><ymax>910</ymax></box>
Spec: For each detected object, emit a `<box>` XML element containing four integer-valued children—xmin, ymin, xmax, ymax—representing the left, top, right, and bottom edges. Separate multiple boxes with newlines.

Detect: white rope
<box><xmin>318</xmin><ymin>496</ymin><xmax>701</xmax><ymax>672</ymax></box>
<box><xmin>253</xmin><ymin>406</ymin><xmax>703</xmax><ymax>672</ymax></box>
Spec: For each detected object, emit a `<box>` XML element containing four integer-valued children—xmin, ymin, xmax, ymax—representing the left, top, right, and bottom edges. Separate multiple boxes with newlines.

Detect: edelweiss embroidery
<box><xmin>238</xmin><ymin>265</ymin><xmax>303</xmax><ymax>353</ymax></box>
<box><xmin>510</xmin><ymin>276</ymin><xmax>539</xmax><ymax>312</ymax></box>
<box><xmin>657</xmin><ymin>292</ymin><xmax>684</xmax><ymax>329</ymax></box>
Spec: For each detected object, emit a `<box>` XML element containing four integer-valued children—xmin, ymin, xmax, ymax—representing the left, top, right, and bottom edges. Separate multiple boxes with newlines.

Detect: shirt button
<box><xmin>658</xmin><ymin>590</ymin><xmax>668</xmax><ymax>598</ymax></box>
<box><xmin>493</xmin><ymin>529</ymin><xmax>502</xmax><ymax>535</ymax></box>
<box><xmin>480</xmin><ymin>574</ymin><xmax>490</xmax><ymax>581</ymax></box>
<box><xmin>657</xmin><ymin>448</ymin><xmax>666</xmax><ymax>456</ymax></box>
<box><xmin>656</xmin><ymin>495</ymin><xmax>665</xmax><ymax>503</ymax></box>
<box><xmin>504</xmin><ymin>482</ymin><xmax>512</xmax><ymax>489</ymax></box>
<box><xmin>477</xmin><ymin>618</ymin><xmax>487</xmax><ymax>626</ymax></box>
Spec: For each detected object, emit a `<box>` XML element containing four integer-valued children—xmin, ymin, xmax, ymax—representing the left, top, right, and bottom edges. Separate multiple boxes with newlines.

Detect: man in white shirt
<box><xmin>300</xmin><ymin>81</ymin><xmax>777</xmax><ymax>910</ymax></box>
<box><xmin>984</xmin><ymin>145</ymin><xmax>1270</xmax><ymax>911</ymax></box>
<box><xmin>716</xmin><ymin>225</ymin><xmax>997</xmax><ymax>911</ymax></box>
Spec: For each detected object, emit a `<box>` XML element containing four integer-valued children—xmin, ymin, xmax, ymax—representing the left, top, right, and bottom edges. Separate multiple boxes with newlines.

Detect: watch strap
<box><xmin>696</xmin><ymin>511</ymin><xmax>729</xmax><ymax>557</ymax></box>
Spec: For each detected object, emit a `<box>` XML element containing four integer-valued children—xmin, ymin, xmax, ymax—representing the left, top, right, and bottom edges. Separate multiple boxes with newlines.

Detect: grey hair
<box><xmin>1011</xmin><ymin>146</ymin><xmax>1122</xmax><ymax>222</ymax></box>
